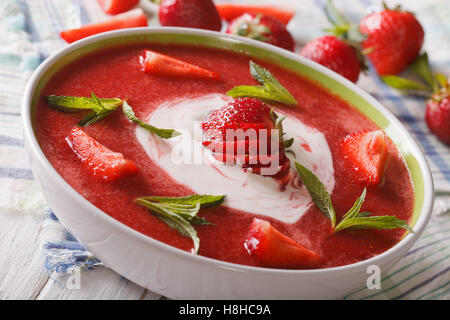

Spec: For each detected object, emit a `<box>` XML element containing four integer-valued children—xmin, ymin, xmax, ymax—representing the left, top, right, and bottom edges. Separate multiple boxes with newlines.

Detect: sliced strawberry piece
<box><xmin>341</xmin><ymin>130</ymin><xmax>388</xmax><ymax>186</ymax></box>
<box><xmin>216</xmin><ymin>4</ymin><xmax>295</xmax><ymax>25</ymax></box>
<box><xmin>66</xmin><ymin>127</ymin><xmax>138</xmax><ymax>182</ymax></box>
<box><xmin>97</xmin><ymin>0</ymin><xmax>139</xmax><ymax>15</ymax></box>
<box><xmin>244</xmin><ymin>218</ymin><xmax>323</xmax><ymax>269</ymax></box>
<box><xmin>140</xmin><ymin>50</ymin><xmax>220</xmax><ymax>80</ymax></box>
<box><xmin>60</xmin><ymin>8</ymin><xmax>148</xmax><ymax>43</ymax></box>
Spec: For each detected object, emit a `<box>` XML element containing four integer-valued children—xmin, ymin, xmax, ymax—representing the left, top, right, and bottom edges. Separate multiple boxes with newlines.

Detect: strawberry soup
<box><xmin>35</xmin><ymin>43</ymin><xmax>414</xmax><ymax>269</ymax></box>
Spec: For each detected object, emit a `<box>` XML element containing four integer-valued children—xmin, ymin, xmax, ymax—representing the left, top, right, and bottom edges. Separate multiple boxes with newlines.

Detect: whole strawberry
<box><xmin>426</xmin><ymin>95</ymin><xmax>450</xmax><ymax>146</ymax></box>
<box><xmin>300</xmin><ymin>35</ymin><xmax>361</xmax><ymax>83</ymax></box>
<box><xmin>226</xmin><ymin>13</ymin><xmax>295</xmax><ymax>51</ymax></box>
<box><xmin>202</xmin><ymin>97</ymin><xmax>291</xmax><ymax>188</ymax></box>
<box><xmin>159</xmin><ymin>0</ymin><xmax>222</xmax><ymax>31</ymax></box>
<box><xmin>359</xmin><ymin>7</ymin><xmax>424</xmax><ymax>75</ymax></box>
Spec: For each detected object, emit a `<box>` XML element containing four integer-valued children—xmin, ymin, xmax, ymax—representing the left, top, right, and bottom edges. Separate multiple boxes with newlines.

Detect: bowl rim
<box><xmin>22</xmin><ymin>26</ymin><xmax>434</xmax><ymax>277</ymax></box>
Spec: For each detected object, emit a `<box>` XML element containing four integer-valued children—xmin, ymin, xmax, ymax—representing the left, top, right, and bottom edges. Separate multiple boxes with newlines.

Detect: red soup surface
<box><xmin>35</xmin><ymin>43</ymin><xmax>414</xmax><ymax>269</ymax></box>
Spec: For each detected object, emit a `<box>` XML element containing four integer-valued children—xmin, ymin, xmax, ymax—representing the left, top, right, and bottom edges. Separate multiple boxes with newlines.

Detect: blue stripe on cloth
<box><xmin>43</xmin><ymin>209</ymin><xmax>103</xmax><ymax>274</ymax></box>
<box><xmin>43</xmin><ymin>241</ymin><xmax>87</xmax><ymax>252</ymax></box>
<box><xmin>0</xmin><ymin>135</ymin><xmax>23</xmax><ymax>146</ymax></box>
<box><xmin>0</xmin><ymin>112</ymin><xmax>20</xmax><ymax>116</ymax></box>
<box><xmin>0</xmin><ymin>167</ymin><xmax>33</xmax><ymax>180</ymax></box>
<box><xmin>44</xmin><ymin>0</ymin><xmax>65</xmax><ymax>31</ymax></box>
<box><xmin>42</xmin><ymin>0</ymin><xmax>63</xmax><ymax>33</ymax></box>
<box><xmin>404</xmin><ymin>236</ymin><xmax>450</xmax><ymax>257</ymax></box>
<box><xmin>72</xmin><ymin>0</ymin><xmax>91</xmax><ymax>24</ymax></box>
<box><xmin>15</xmin><ymin>0</ymin><xmax>47</xmax><ymax>60</ymax></box>
<box><xmin>15</xmin><ymin>0</ymin><xmax>42</xmax><ymax>43</ymax></box>
<box><xmin>392</xmin><ymin>266</ymin><xmax>450</xmax><ymax>300</ymax></box>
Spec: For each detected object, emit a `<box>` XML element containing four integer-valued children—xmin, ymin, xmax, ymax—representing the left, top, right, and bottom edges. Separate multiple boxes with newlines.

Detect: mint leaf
<box><xmin>295</xmin><ymin>162</ymin><xmax>412</xmax><ymax>234</ymax></box>
<box><xmin>78</xmin><ymin>110</ymin><xmax>115</xmax><ymax>127</ymax></box>
<box><xmin>45</xmin><ymin>94</ymin><xmax>122</xmax><ymax>112</ymax></box>
<box><xmin>139</xmin><ymin>194</ymin><xmax>225</xmax><ymax>208</ymax></box>
<box><xmin>335</xmin><ymin>215</ymin><xmax>413</xmax><ymax>233</ymax></box>
<box><xmin>341</xmin><ymin>188</ymin><xmax>367</xmax><ymax>220</ymax></box>
<box><xmin>381</xmin><ymin>75</ymin><xmax>427</xmax><ymax>91</ymax></box>
<box><xmin>137</xmin><ymin>198</ymin><xmax>200</xmax><ymax>253</ymax></box>
<box><xmin>135</xmin><ymin>194</ymin><xmax>225</xmax><ymax>254</ymax></box>
<box><xmin>249</xmin><ymin>61</ymin><xmax>298</xmax><ymax>105</ymax></box>
<box><xmin>122</xmin><ymin>101</ymin><xmax>181</xmax><ymax>139</ymax></box>
<box><xmin>334</xmin><ymin>188</ymin><xmax>412</xmax><ymax>233</ymax></box>
<box><xmin>227</xmin><ymin>61</ymin><xmax>298</xmax><ymax>106</ymax></box>
<box><xmin>227</xmin><ymin>85</ymin><xmax>286</xmax><ymax>102</ymax></box>
<box><xmin>295</xmin><ymin>162</ymin><xmax>336</xmax><ymax>227</ymax></box>
<box><xmin>45</xmin><ymin>93</ymin><xmax>122</xmax><ymax>126</ymax></box>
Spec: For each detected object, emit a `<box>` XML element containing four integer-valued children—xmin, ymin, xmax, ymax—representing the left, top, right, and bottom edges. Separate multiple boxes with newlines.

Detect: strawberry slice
<box><xmin>216</xmin><ymin>4</ymin><xmax>295</xmax><ymax>25</ymax></box>
<box><xmin>97</xmin><ymin>0</ymin><xmax>139</xmax><ymax>15</ymax></box>
<box><xmin>244</xmin><ymin>218</ymin><xmax>323</xmax><ymax>269</ymax></box>
<box><xmin>66</xmin><ymin>127</ymin><xmax>138</xmax><ymax>182</ymax></box>
<box><xmin>140</xmin><ymin>50</ymin><xmax>220</xmax><ymax>80</ymax></box>
<box><xmin>341</xmin><ymin>130</ymin><xmax>388</xmax><ymax>186</ymax></box>
<box><xmin>60</xmin><ymin>8</ymin><xmax>148</xmax><ymax>43</ymax></box>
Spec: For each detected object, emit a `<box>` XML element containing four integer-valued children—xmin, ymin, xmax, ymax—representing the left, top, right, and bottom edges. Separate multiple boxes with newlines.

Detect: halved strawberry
<box><xmin>66</xmin><ymin>127</ymin><xmax>138</xmax><ymax>182</ymax></box>
<box><xmin>341</xmin><ymin>130</ymin><xmax>388</xmax><ymax>186</ymax></box>
<box><xmin>140</xmin><ymin>50</ymin><xmax>220</xmax><ymax>80</ymax></box>
<box><xmin>60</xmin><ymin>8</ymin><xmax>148</xmax><ymax>43</ymax></box>
<box><xmin>244</xmin><ymin>218</ymin><xmax>323</xmax><ymax>269</ymax></box>
<box><xmin>97</xmin><ymin>0</ymin><xmax>139</xmax><ymax>15</ymax></box>
<box><xmin>216</xmin><ymin>4</ymin><xmax>295</xmax><ymax>25</ymax></box>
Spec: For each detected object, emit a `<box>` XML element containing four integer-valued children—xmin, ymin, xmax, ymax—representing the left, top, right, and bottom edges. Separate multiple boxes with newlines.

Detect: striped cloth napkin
<box><xmin>0</xmin><ymin>0</ymin><xmax>449</xmax><ymax>299</ymax></box>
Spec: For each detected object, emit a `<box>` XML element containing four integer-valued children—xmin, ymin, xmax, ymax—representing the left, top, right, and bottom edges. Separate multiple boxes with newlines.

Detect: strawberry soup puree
<box><xmin>35</xmin><ymin>43</ymin><xmax>414</xmax><ymax>269</ymax></box>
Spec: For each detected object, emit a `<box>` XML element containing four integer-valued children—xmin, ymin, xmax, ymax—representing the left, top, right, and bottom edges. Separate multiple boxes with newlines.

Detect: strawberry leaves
<box><xmin>295</xmin><ymin>162</ymin><xmax>412</xmax><ymax>233</ymax></box>
<box><xmin>381</xmin><ymin>75</ymin><xmax>428</xmax><ymax>91</ymax></box>
<box><xmin>227</xmin><ymin>61</ymin><xmax>298</xmax><ymax>106</ymax></box>
<box><xmin>381</xmin><ymin>52</ymin><xmax>449</xmax><ymax>97</ymax></box>
<box><xmin>135</xmin><ymin>194</ymin><xmax>225</xmax><ymax>253</ymax></box>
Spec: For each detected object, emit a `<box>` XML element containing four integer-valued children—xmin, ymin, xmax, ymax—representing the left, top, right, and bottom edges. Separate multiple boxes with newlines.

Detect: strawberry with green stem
<box><xmin>382</xmin><ymin>52</ymin><xmax>450</xmax><ymax>146</ymax></box>
<box><xmin>300</xmin><ymin>0</ymin><xmax>366</xmax><ymax>83</ymax></box>
<box><xmin>359</xmin><ymin>2</ymin><xmax>424</xmax><ymax>76</ymax></box>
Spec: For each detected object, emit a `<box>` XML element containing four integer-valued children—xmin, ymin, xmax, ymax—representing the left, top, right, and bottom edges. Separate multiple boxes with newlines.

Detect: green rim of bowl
<box><xmin>31</xmin><ymin>32</ymin><xmax>424</xmax><ymax>229</ymax></box>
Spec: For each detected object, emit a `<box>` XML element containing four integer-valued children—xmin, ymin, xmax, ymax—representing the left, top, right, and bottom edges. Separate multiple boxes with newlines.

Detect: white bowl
<box><xmin>22</xmin><ymin>27</ymin><xmax>434</xmax><ymax>299</ymax></box>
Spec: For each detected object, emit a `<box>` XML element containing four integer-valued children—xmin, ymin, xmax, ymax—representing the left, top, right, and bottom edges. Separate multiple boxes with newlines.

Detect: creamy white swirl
<box><xmin>135</xmin><ymin>94</ymin><xmax>335</xmax><ymax>224</ymax></box>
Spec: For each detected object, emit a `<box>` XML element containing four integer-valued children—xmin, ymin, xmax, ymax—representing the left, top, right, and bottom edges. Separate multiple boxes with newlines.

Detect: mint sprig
<box><xmin>122</xmin><ymin>101</ymin><xmax>181</xmax><ymax>139</ymax></box>
<box><xmin>135</xmin><ymin>194</ymin><xmax>225</xmax><ymax>253</ymax></box>
<box><xmin>295</xmin><ymin>162</ymin><xmax>336</xmax><ymax>227</ymax></box>
<box><xmin>295</xmin><ymin>162</ymin><xmax>412</xmax><ymax>233</ymax></box>
<box><xmin>227</xmin><ymin>61</ymin><xmax>298</xmax><ymax>106</ymax></box>
<box><xmin>45</xmin><ymin>92</ymin><xmax>122</xmax><ymax>126</ymax></box>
